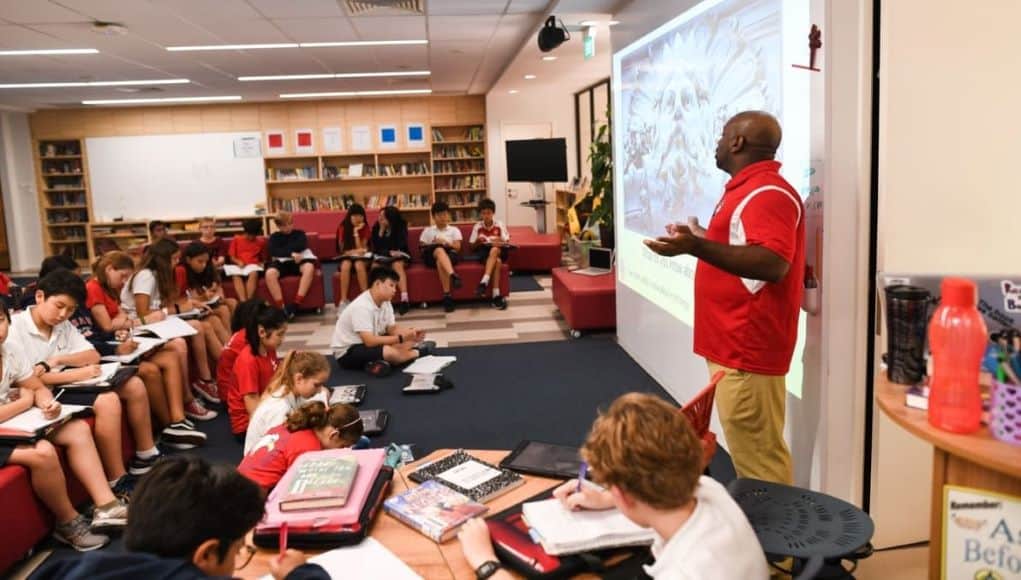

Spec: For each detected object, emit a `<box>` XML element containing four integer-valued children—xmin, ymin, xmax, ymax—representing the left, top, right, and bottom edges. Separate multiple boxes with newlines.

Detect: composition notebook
<box><xmin>408</xmin><ymin>449</ymin><xmax>524</xmax><ymax>503</ymax></box>
<box><xmin>521</xmin><ymin>498</ymin><xmax>656</xmax><ymax>555</ymax></box>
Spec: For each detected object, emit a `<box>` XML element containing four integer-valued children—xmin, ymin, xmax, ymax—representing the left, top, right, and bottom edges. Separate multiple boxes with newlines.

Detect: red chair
<box><xmin>681</xmin><ymin>370</ymin><xmax>724</xmax><ymax>470</ymax></box>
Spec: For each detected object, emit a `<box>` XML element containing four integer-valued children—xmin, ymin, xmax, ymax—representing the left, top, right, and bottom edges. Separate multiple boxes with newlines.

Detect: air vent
<box><xmin>344</xmin><ymin>0</ymin><xmax>424</xmax><ymax>16</ymax></box>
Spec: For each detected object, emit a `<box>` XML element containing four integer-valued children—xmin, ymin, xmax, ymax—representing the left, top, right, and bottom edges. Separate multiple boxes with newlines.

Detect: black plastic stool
<box><xmin>728</xmin><ymin>478</ymin><xmax>875</xmax><ymax>579</ymax></box>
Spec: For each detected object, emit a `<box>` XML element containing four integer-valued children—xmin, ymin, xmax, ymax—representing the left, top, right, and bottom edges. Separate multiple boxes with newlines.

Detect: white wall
<box><xmin>0</xmin><ymin>112</ymin><xmax>44</xmax><ymax>272</ymax></box>
<box><xmin>869</xmin><ymin>0</ymin><xmax>1021</xmax><ymax>548</ymax></box>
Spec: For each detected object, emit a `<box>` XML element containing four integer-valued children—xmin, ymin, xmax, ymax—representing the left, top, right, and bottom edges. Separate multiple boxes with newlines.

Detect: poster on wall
<box><xmin>942</xmin><ymin>485</ymin><xmax>1021</xmax><ymax>579</ymax></box>
<box><xmin>265</xmin><ymin>130</ymin><xmax>285</xmax><ymax>156</ymax></box>
<box><xmin>379</xmin><ymin>124</ymin><xmax>398</xmax><ymax>149</ymax></box>
<box><xmin>294</xmin><ymin>128</ymin><xmax>314</xmax><ymax>155</ymax></box>
<box><xmin>233</xmin><ymin>136</ymin><xmax>261</xmax><ymax>158</ymax></box>
<box><xmin>351</xmin><ymin>125</ymin><xmax>372</xmax><ymax>151</ymax></box>
<box><xmin>406</xmin><ymin>123</ymin><xmax>425</xmax><ymax>147</ymax></box>
<box><xmin>322</xmin><ymin>127</ymin><xmax>342</xmax><ymax>153</ymax></box>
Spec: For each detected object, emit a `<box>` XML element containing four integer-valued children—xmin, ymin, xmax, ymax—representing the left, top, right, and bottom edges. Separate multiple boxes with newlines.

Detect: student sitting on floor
<box><xmin>84</xmin><ymin>252</ymin><xmax>207</xmax><ymax>450</ymax></box>
<box><xmin>243</xmin><ymin>351</ymin><xmax>330</xmax><ymax>455</ymax></box>
<box><xmin>216</xmin><ymin>298</ymin><xmax>266</xmax><ymax>414</ymax></box>
<box><xmin>0</xmin><ymin>300</ymin><xmax>126</xmax><ymax>552</ymax></box>
<box><xmin>11</xmin><ymin>269</ymin><xmax>152</xmax><ymax>497</ymax></box>
<box><xmin>469</xmin><ymin>198</ymin><xmax>510</xmax><ymax>310</ymax></box>
<box><xmin>420</xmin><ymin>201</ymin><xmax>463</xmax><ymax>313</ymax></box>
<box><xmin>458</xmin><ymin>392</ymin><xmax>768</xmax><ymax>580</ymax></box>
<box><xmin>227</xmin><ymin>218</ymin><xmax>267</xmax><ymax>301</ymax></box>
<box><xmin>335</xmin><ymin>203</ymin><xmax>373</xmax><ymax>313</ymax></box>
<box><xmin>122</xmin><ymin>239</ymin><xmax>222</xmax><ymax>409</ymax></box>
<box><xmin>227</xmin><ymin>302</ymin><xmax>287</xmax><ymax>442</ymax></box>
<box><xmin>266</xmin><ymin>211</ymin><xmax>317</xmax><ymax>320</ymax></box>
<box><xmin>197</xmin><ymin>216</ymin><xmax>229</xmax><ymax>271</ymax></box>
<box><xmin>369</xmin><ymin>205</ymin><xmax>412</xmax><ymax>315</ymax></box>
<box><xmin>30</xmin><ymin>455</ymin><xmax>329</xmax><ymax>579</ymax></box>
<box><xmin>239</xmin><ymin>401</ymin><xmax>364</xmax><ymax>492</ymax></box>
<box><xmin>330</xmin><ymin>266</ymin><xmax>434</xmax><ymax>376</ymax></box>
<box><xmin>176</xmin><ymin>241</ymin><xmax>236</xmax><ymax>339</ymax></box>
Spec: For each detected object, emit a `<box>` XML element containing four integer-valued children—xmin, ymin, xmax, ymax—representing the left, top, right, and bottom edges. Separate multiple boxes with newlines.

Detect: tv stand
<box><xmin>520</xmin><ymin>182</ymin><xmax>552</xmax><ymax>233</ymax></box>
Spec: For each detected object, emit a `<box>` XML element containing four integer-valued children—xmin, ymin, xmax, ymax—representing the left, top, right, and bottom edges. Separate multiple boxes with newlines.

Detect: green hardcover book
<box><xmin>278</xmin><ymin>454</ymin><xmax>359</xmax><ymax>512</ymax></box>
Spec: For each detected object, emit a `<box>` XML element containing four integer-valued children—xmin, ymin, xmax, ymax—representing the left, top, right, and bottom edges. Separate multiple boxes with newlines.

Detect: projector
<box><xmin>537</xmin><ymin>16</ymin><xmax>570</xmax><ymax>52</ymax></box>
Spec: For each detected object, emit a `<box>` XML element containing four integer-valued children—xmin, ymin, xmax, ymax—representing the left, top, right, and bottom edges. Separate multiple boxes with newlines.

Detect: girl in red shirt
<box><xmin>335</xmin><ymin>204</ymin><xmax>372</xmax><ymax>308</ymax></box>
<box><xmin>227</xmin><ymin>219</ymin><xmax>267</xmax><ymax>301</ymax></box>
<box><xmin>176</xmin><ymin>241</ymin><xmax>237</xmax><ymax>343</ymax></box>
<box><xmin>216</xmin><ymin>298</ymin><xmax>266</xmax><ymax>410</ymax></box>
<box><xmin>227</xmin><ymin>302</ymin><xmax>287</xmax><ymax>439</ymax></box>
<box><xmin>238</xmin><ymin>401</ymin><xmax>364</xmax><ymax>492</ymax></box>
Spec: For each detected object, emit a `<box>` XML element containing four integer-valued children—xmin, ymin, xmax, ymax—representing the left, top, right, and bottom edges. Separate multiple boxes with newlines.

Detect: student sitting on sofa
<box><xmin>31</xmin><ymin>455</ymin><xmax>329</xmax><ymax>579</ymax></box>
<box><xmin>266</xmin><ymin>211</ymin><xmax>317</xmax><ymax>320</ymax></box>
<box><xmin>369</xmin><ymin>205</ymin><xmax>412</xmax><ymax>315</ymax></box>
<box><xmin>335</xmin><ymin>204</ymin><xmax>373</xmax><ymax>314</ymax></box>
<box><xmin>468</xmin><ymin>198</ymin><xmax>510</xmax><ymax>310</ymax></box>
<box><xmin>419</xmin><ymin>201</ymin><xmax>463</xmax><ymax>313</ymax></box>
<box><xmin>330</xmin><ymin>266</ymin><xmax>434</xmax><ymax>376</ymax></box>
<box><xmin>457</xmin><ymin>392</ymin><xmax>768</xmax><ymax>579</ymax></box>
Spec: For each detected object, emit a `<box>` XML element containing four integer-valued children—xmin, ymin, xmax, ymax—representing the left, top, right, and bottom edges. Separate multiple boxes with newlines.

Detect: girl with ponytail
<box><xmin>226</xmin><ymin>301</ymin><xmax>288</xmax><ymax>440</ymax></box>
<box><xmin>238</xmin><ymin>401</ymin><xmax>365</xmax><ymax>491</ymax></box>
<box><xmin>243</xmin><ymin>351</ymin><xmax>330</xmax><ymax>454</ymax></box>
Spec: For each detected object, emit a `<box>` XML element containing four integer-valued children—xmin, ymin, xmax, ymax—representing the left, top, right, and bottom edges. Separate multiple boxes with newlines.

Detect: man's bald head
<box><xmin>715</xmin><ymin>110</ymin><xmax>783</xmax><ymax>176</ymax></box>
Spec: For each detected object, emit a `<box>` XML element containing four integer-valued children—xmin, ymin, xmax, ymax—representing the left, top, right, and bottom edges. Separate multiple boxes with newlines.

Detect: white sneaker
<box><xmin>91</xmin><ymin>499</ymin><xmax>129</xmax><ymax>533</ymax></box>
<box><xmin>53</xmin><ymin>515</ymin><xmax>109</xmax><ymax>551</ymax></box>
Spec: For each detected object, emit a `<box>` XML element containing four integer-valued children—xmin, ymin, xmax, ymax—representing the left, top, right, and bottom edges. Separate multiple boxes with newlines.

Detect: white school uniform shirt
<box><xmin>120</xmin><ymin>269</ymin><xmax>162</xmax><ymax>319</ymax></box>
<box><xmin>419</xmin><ymin>225</ymin><xmax>463</xmax><ymax>246</ymax></box>
<box><xmin>469</xmin><ymin>219</ymin><xmax>511</xmax><ymax>244</ymax></box>
<box><xmin>10</xmin><ymin>308</ymin><xmax>95</xmax><ymax>366</ymax></box>
<box><xmin>243</xmin><ymin>387</ymin><xmax>329</xmax><ymax>455</ymax></box>
<box><xmin>0</xmin><ymin>342</ymin><xmax>35</xmax><ymax>404</ymax></box>
<box><xmin>330</xmin><ymin>290</ymin><xmax>396</xmax><ymax>358</ymax></box>
<box><xmin>643</xmin><ymin>476</ymin><xmax>768</xmax><ymax>580</ymax></box>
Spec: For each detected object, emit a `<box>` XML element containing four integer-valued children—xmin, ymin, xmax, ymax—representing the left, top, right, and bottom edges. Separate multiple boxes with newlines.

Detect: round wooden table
<box><xmin>875</xmin><ymin>375</ymin><xmax>1021</xmax><ymax>579</ymax></box>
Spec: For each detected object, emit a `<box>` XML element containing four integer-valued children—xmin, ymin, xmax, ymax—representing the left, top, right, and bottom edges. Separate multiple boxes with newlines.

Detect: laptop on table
<box><xmin>573</xmin><ymin>247</ymin><xmax>614</xmax><ymax>276</ymax></box>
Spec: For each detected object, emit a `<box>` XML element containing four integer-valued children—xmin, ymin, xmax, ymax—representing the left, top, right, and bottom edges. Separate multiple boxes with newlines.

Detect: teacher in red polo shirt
<box><xmin>645</xmin><ymin>111</ymin><xmax>804</xmax><ymax>485</ymax></box>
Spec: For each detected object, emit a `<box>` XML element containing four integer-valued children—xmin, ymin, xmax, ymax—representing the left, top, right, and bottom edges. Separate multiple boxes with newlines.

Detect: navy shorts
<box><xmin>337</xmin><ymin>344</ymin><xmax>386</xmax><ymax>370</ymax></box>
<box><xmin>267</xmin><ymin>259</ymin><xmax>315</xmax><ymax>278</ymax></box>
<box><xmin>422</xmin><ymin>247</ymin><xmax>460</xmax><ymax>269</ymax></box>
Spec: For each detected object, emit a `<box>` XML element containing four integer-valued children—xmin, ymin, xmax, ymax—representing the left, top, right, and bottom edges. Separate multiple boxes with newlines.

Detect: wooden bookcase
<box><xmin>34</xmin><ymin>139</ymin><xmax>92</xmax><ymax>267</ymax></box>
<box><xmin>91</xmin><ymin>215</ymin><xmax>269</xmax><ymax>257</ymax></box>
<box><xmin>431</xmin><ymin>124</ymin><xmax>485</xmax><ymax>225</ymax></box>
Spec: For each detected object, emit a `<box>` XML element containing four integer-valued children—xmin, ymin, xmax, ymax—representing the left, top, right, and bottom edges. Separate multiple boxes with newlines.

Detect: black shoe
<box><xmin>415</xmin><ymin>340</ymin><xmax>437</xmax><ymax>357</ymax></box>
<box><xmin>284</xmin><ymin>304</ymin><xmax>297</xmax><ymax>320</ymax></box>
<box><xmin>127</xmin><ymin>453</ymin><xmax>160</xmax><ymax>476</ymax></box>
<box><xmin>443</xmin><ymin>295</ymin><xmax>455</xmax><ymax>313</ymax></box>
<box><xmin>493</xmin><ymin>295</ymin><xmax>508</xmax><ymax>310</ymax></box>
<box><xmin>397</xmin><ymin>301</ymin><xmax>411</xmax><ymax>316</ymax></box>
<box><xmin>475</xmin><ymin>282</ymin><xmax>487</xmax><ymax>297</ymax></box>
<box><xmin>365</xmin><ymin>360</ymin><xmax>393</xmax><ymax>377</ymax></box>
<box><xmin>451</xmin><ymin>274</ymin><xmax>462</xmax><ymax>289</ymax></box>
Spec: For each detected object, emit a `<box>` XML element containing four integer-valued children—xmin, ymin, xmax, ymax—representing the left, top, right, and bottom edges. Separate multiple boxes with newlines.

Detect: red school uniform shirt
<box><xmin>238</xmin><ymin>424</ymin><xmax>322</xmax><ymax>491</ymax></box>
<box><xmin>200</xmin><ymin>237</ymin><xmax>229</xmax><ymax>261</ymax></box>
<box><xmin>227</xmin><ymin>342</ymin><xmax>279</xmax><ymax>435</ymax></box>
<box><xmin>217</xmin><ymin>329</ymin><xmax>247</xmax><ymax>401</ymax></box>
<box><xmin>335</xmin><ymin>223</ymin><xmax>371</xmax><ymax>253</ymax></box>
<box><xmin>85</xmin><ymin>278</ymin><xmax>120</xmax><ymax>318</ymax></box>
<box><xmin>229</xmin><ymin>236</ymin><xmax>267</xmax><ymax>266</ymax></box>
<box><xmin>693</xmin><ymin>160</ymin><xmax>805</xmax><ymax>376</ymax></box>
<box><xmin>173</xmin><ymin>264</ymin><xmax>192</xmax><ymax>294</ymax></box>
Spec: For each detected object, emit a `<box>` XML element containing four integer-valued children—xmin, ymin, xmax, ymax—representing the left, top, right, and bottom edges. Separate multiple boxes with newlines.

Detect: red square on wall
<box><xmin>267</xmin><ymin>133</ymin><xmax>283</xmax><ymax>148</ymax></box>
<box><xmin>297</xmin><ymin>132</ymin><xmax>312</xmax><ymax>147</ymax></box>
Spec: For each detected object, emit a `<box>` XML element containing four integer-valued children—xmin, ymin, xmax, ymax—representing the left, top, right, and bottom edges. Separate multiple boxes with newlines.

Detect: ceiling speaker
<box><xmin>537</xmin><ymin>16</ymin><xmax>570</xmax><ymax>53</ymax></box>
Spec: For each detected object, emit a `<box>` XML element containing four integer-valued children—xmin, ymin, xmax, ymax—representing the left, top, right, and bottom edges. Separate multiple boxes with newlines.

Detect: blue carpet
<box><xmin>509</xmin><ymin>274</ymin><xmax>543</xmax><ymax>293</ymax></box>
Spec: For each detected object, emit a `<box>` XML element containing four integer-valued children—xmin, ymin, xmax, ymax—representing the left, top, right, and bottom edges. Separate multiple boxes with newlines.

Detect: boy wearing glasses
<box><xmin>31</xmin><ymin>455</ymin><xmax>328</xmax><ymax>579</ymax></box>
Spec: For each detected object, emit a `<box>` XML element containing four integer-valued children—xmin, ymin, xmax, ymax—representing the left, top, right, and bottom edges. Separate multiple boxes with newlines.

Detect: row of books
<box><xmin>48</xmin><ymin>209</ymin><xmax>89</xmax><ymax>223</ymax></box>
<box><xmin>378</xmin><ymin>161</ymin><xmax>429</xmax><ymax>176</ymax></box>
<box><xmin>92</xmin><ymin>225</ymin><xmax>148</xmax><ymax>236</ymax></box>
<box><xmin>434</xmin><ymin>145</ymin><xmax>483</xmax><ymax>159</ymax></box>
<box><xmin>47</xmin><ymin>191</ymin><xmax>87</xmax><ymax>206</ymax></box>
<box><xmin>365</xmin><ymin>194</ymin><xmax>431</xmax><ymax>209</ymax></box>
<box><xmin>51</xmin><ymin>226</ymin><xmax>87</xmax><ymax>241</ymax></box>
<box><xmin>267</xmin><ymin>166</ymin><xmax>317</xmax><ymax>181</ymax></box>
<box><xmin>45</xmin><ymin>182</ymin><xmax>85</xmax><ymax>191</ymax></box>
<box><xmin>273</xmin><ymin>195</ymin><xmax>359</xmax><ymax>212</ymax></box>
<box><xmin>432</xmin><ymin>159</ymin><xmax>485</xmax><ymax>174</ymax></box>
<box><xmin>450</xmin><ymin>209</ymin><xmax>480</xmax><ymax>223</ymax></box>
<box><xmin>436</xmin><ymin>175</ymin><xmax>485</xmax><ymax>190</ymax></box>
<box><xmin>39</xmin><ymin>143</ymin><xmax>81</xmax><ymax>157</ymax></box>
<box><xmin>431</xmin><ymin>126</ymin><xmax>484</xmax><ymax>142</ymax></box>
<box><xmin>43</xmin><ymin>161</ymin><xmax>83</xmax><ymax>174</ymax></box>
<box><xmin>440</xmin><ymin>192</ymin><xmax>484</xmax><ymax>206</ymax></box>
<box><xmin>323</xmin><ymin>163</ymin><xmax>378</xmax><ymax>179</ymax></box>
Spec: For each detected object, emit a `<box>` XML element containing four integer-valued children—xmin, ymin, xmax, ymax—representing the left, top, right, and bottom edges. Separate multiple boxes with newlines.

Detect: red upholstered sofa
<box><xmin>0</xmin><ymin>418</ymin><xmax>135</xmax><ymax>574</ymax></box>
<box><xmin>291</xmin><ymin>210</ymin><xmax>380</xmax><ymax>260</ymax></box>
<box><xmin>213</xmin><ymin>235</ymin><xmax>327</xmax><ymax>312</ymax></box>
<box><xmin>332</xmin><ymin>224</ymin><xmax>511</xmax><ymax>305</ymax></box>
<box><xmin>551</xmin><ymin>266</ymin><xmax>617</xmax><ymax>336</ymax></box>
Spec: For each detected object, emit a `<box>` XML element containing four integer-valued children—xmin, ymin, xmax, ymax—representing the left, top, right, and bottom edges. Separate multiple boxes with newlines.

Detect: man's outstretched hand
<box><xmin>644</xmin><ymin>224</ymin><xmax>700</xmax><ymax>257</ymax></box>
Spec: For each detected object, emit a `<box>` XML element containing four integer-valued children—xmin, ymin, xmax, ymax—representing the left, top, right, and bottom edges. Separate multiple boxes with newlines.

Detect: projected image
<box><xmin>618</xmin><ymin>0</ymin><xmax>782</xmax><ymax>238</ymax></box>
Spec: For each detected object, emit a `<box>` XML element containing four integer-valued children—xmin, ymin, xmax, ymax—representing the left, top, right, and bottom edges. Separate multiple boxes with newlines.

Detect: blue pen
<box><xmin>577</xmin><ymin>462</ymin><xmax>587</xmax><ymax>493</ymax></box>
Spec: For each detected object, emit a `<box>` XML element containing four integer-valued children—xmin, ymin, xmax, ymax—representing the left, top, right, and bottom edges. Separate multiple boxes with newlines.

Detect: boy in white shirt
<box><xmin>458</xmin><ymin>392</ymin><xmax>769</xmax><ymax>580</ymax></box>
<box><xmin>468</xmin><ymin>198</ymin><xmax>510</xmax><ymax>310</ymax></box>
<box><xmin>419</xmin><ymin>201</ymin><xmax>463</xmax><ymax>313</ymax></box>
<box><xmin>330</xmin><ymin>266</ymin><xmax>435</xmax><ymax>376</ymax></box>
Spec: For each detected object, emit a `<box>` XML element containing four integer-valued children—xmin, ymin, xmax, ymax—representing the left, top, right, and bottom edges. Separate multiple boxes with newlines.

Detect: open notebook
<box><xmin>521</xmin><ymin>498</ymin><xmax>657</xmax><ymax>555</ymax></box>
<box><xmin>258</xmin><ymin>538</ymin><xmax>420</xmax><ymax>580</ymax></box>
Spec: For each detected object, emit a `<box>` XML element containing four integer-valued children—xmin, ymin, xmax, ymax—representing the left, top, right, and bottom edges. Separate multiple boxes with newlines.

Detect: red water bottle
<box><xmin>927</xmin><ymin>278</ymin><xmax>987</xmax><ymax>433</ymax></box>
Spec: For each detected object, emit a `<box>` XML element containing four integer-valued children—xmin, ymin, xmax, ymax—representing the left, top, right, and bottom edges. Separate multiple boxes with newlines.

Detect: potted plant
<box><xmin>584</xmin><ymin>121</ymin><xmax>614</xmax><ymax>248</ymax></box>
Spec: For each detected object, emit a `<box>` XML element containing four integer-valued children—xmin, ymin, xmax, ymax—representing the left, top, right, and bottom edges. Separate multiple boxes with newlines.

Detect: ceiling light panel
<box><xmin>0</xmin><ymin>48</ymin><xmax>99</xmax><ymax>56</ymax></box>
<box><xmin>82</xmin><ymin>96</ymin><xmax>242</xmax><ymax>105</ymax></box>
<box><xmin>280</xmin><ymin>88</ymin><xmax>432</xmax><ymax>99</ymax></box>
<box><xmin>238</xmin><ymin>71</ymin><xmax>430</xmax><ymax>82</ymax></box>
<box><xmin>0</xmin><ymin>79</ymin><xmax>189</xmax><ymax>89</ymax></box>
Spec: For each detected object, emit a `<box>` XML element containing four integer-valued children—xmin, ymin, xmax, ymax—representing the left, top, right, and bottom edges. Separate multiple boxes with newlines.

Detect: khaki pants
<box><xmin>708</xmin><ymin>360</ymin><xmax>793</xmax><ymax>485</ymax></box>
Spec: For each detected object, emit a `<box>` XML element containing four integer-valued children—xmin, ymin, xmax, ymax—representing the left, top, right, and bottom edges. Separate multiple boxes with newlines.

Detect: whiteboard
<box><xmin>86</xmin><ymin>132</ymin><xmax>265</xmax><ymax>221</ymax></box>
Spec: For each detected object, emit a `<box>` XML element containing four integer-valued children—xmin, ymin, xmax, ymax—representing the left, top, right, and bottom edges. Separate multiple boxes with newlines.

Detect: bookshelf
<box><xmin>91</xmin><ymin>215</ymin><xmax>269</xmax><ymax>256</ymax></box>
<box><xmin>431</xmin><ymin>124</ymin><xmax>485</xmax><ymax>224</ymax></box>
<box><xmin>35</xmin><ymin>139</ymin><xmax>92</xmax><ymax>266</ymax></box>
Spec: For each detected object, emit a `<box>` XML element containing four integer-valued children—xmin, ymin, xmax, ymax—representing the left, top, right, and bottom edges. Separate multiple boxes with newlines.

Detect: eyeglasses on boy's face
<box><xmin>235</xmin><ymin>542</ymin><xmax>257</xmax><ymax>570</ymax></box>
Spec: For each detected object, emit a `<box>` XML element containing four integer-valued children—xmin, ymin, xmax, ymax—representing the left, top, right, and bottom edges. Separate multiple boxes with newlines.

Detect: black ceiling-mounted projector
<box><xmin>537</xmin><ymin>16</ymin><xmax>570</xmax><ymax>52</ymax></box>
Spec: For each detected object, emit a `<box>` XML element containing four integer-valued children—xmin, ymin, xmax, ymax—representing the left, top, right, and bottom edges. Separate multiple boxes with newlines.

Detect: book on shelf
<box><xmin>466</xmin><ymin>126</ymin><xmax>483</xmax><ymax>141</ymax></box>
<box><xmin>279</xmin><ymin>453</ymin><xmax>360</xmax><ymax>512</ymax></box>
<box><xmin>520</xmin><ymin>498</ymin><xmax>657</xmax><ymax>555</ymax></box>
<box><xmin>408</xmin><ymin>449</ymin><xmax>524</xmax><ymax>503</ymax></box>
<box><xmin>383</xmin><ymin>479</ymin><xmax>488</xmax><ymax>543</ymax></box>
<box><xmin>0</xmin><ymin>404</ymin><xmax>93</xmax><ymax>444</ymax></box>
<box><xmin>431</xmin><ymin>128</ymin><xmax>444</xmax><ymax>142</ymax></box>
<box><xmin>269</xmin><ymin>166</ymin><xmax>316</xmax><ymax>181</ymax></box>
<box><xmin>434</xmin><ymin>145</ymin><xmax>484</xmax><ymax>159</ymax></box>
<box><xmin>433</xmin><ymin>159</ymin><xmax>485</xmax><ymax>174</ymax></box>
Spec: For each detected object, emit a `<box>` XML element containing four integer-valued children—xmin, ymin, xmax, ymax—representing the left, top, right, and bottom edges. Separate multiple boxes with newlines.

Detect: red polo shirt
<box><xmin>227</xmin><ymin>343</ymin><xmax>279</xmax><ymax>435</ymax></box>
<box><xmin>693</xmin><ymin>160</ymin><xmax>805</xmax><ymax>375</ymax></box>
<box><xmin>238</xmin><ymin>424</ymin><xmax>322</xmax><ymax>491</ymax></box>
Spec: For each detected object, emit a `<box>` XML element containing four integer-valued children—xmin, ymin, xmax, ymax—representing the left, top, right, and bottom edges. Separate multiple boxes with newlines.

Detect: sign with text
<box><xmin>943</xmin><ymin>485</ymin><xmax>1021</xmax><ymax>579</ymax></box>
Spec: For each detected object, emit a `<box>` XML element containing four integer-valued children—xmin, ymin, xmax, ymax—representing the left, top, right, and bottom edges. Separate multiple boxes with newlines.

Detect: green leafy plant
<box><xmin>584</xmin><ymin>121</ymin><xmax>613</xmax><ymax>230</ymax></box>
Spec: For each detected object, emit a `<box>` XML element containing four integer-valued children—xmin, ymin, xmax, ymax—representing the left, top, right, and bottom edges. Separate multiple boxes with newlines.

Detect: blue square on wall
<box><xmin>381</xmin><ymin>127</ymin><xmax>397</xmax><ymax>143</ymax></box>
<box><xmin>408</xmin><ymin>126</ymin><xmax>424</xmax><ymax>141</ymax></box>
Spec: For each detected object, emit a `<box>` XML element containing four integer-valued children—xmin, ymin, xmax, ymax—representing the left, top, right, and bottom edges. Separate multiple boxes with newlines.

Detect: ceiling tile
<box><xmin>0</xmin><ymin>0</ymin><xmax>89</xmax><ymax>24</ymax></box>
<box><xmin>427</xmin><ymin>0</ymin><xmax>510</xmax><ymax>16</ymax></box>
<box><xmin>0</xmin><ymin>24</ymin><xmax>64</xmax><ymax>49</ymax></box>
<box><xmin>428</xmin><ymin>15</ymin><xmax>500</xmax><ymax>42</ymax></box>
<box><xmin>508</xmin><ymin>0</ymin><xmax>553</xmax><ymax>13</ymax></box>
<box><xmin>150</xmin><ymin>0</ymin><xmax>264</xmax><ymax>22</ymax></box>
<box><xmin>270</xmin><ymin>18</ymin><xmax>359</xmax><ymax>43</ymax></box>
<box><xmin>551</xmin><ymin>0</ymin><xmax>620</xmax><ymax>13</ymax></box>
<box><xmin>246</xmin><ymin>0</ymin><xmax>347</xmax><ymax>19</ymax></box>
<box><xmin>350</xmin><ymin>15</ymin><xmax>426</xmax><ymax>40</ymax></box>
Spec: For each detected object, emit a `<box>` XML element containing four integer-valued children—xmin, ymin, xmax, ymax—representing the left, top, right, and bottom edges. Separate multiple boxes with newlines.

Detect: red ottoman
<box><xmin>551</xmin><ymin>267</ymin><xmax>616</xmax><ymax>336</ymax></box>
<box><xmin>508</xmin><ymin>226</ymin><xmax>562</xmax><ymax>272</ymax></box>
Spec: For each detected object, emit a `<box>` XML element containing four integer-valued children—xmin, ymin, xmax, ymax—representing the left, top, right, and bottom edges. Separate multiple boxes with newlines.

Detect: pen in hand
<box><xmin>577</xmin><ymin>462</ymin><xmax>587</xmax><ymax>493</ymax></box>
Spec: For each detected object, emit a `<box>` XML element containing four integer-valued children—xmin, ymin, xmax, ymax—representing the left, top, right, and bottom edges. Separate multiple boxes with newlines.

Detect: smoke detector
<box><xmin>92</xmin><ymin>21</ymin><xmax>128</xmax><ymax>36</ymax></box>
